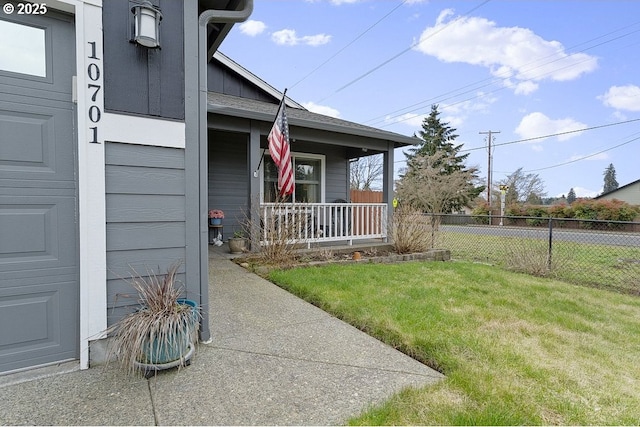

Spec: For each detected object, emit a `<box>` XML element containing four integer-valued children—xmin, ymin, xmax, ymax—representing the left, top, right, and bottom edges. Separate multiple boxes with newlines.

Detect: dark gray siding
<box><xmin>208</xmin><ymin>130</ymin><xmax>249</xmax><ymax>235</ymax></box>
<box><xmin>103</xmin><ymin>0</ymin><xmax>185</xmax><ymax>119</ymax></box>
<box><xmin>105</xmin><ymin>142</ymin><xmax>187</xmax><ymax>326</ymax></box>
<box><xmin>208</xmin><ymin>60</ymin><xmax>274</xmax><ymax>103</ymax></box>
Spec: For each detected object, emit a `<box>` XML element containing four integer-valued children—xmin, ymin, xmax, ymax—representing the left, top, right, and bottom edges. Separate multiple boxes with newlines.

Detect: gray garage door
<box><xmin>0</xmin><ymin>10</ymin><xmax>78</xmax><ymax>373</ymax></box>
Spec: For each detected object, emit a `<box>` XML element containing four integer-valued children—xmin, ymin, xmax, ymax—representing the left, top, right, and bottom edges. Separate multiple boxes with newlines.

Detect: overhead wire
<box><xmin>368</xmin><ymin>22</ymin><xmax>640</xmax><ymax>129</ymax></box>
<box><xmin>503</xmin><ymin>132</ymin><xmax>640</xmax><ymax>174</ymax></box>
<box><xmin>458</xmin><ymin>117</ymin><xmax>640</xmax><ymax>153</ymax></box>
<box><xmin>288</xmin><ymin>0</ymin><xmax>408</xmax><ymax>91</ymax></box>
<box><xmin>392</xmin><ymin>117</ymin><xmax>640</xmax><ymax>166</ymax></box>
<box><xmin>315</xmin><ymin>0</ymin><xmax>492</xmax><ymax>103</ymax></box>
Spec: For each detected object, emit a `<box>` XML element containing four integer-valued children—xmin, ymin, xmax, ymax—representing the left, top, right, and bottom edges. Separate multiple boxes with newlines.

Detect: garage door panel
<box><xmin>0</xmin><ymin>280</ymin><xmax>77</xmax><ymax>371</ymax></box>
<box><xmin>0</xmin><ymin>196</ymin><xmax>76</xmax><ymax>271</ymax></box>
<box><xmin>0</xmin><ymin>82</ymin><xmax>72</xmax><ymax>105</ymax></box>
<box><xmin>0</xmin><ymin>103</ymin><xmax>74</xmax><ymax>179</ymax></box>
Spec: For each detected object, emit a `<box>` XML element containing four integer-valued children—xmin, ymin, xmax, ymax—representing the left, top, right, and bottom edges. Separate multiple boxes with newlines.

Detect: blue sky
<box><xmin>218</xmin><ymin>0</ymin><xmax>640</xmax><ymax>199</ymax></box>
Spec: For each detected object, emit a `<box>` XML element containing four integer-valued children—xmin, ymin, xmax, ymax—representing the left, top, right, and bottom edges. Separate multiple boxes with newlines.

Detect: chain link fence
<box><xmin>430</xmin><ymin>214</ymin><xmax>640</xmax><ymax>295</ymax></box>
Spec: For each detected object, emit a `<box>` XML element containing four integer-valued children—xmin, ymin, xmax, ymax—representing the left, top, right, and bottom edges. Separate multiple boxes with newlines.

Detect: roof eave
<box><xmin>207</xmin><ymin>103</ymin><xmax>417</xmax><ymax>147</ymax></box>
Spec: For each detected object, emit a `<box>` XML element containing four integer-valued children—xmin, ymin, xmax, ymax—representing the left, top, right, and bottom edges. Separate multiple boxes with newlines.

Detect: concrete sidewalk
<box><xmin>0</xmin><ymin>252</ymin><xmax>443</xmax><ymax>425</ymax></box>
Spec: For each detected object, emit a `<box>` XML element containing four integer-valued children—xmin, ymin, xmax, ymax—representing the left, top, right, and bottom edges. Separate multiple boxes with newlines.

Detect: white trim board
<box><xmin>102</xmin><ymin>113</ymin><xmax>186</xmax><ymax>148</ymax></box>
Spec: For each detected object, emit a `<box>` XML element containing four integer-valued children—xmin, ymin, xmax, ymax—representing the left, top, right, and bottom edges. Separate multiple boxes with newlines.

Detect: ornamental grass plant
<box><xmin>106</xmin><ymin>262</ymin><xmax>200</xmax><ymax>377</ymax></box>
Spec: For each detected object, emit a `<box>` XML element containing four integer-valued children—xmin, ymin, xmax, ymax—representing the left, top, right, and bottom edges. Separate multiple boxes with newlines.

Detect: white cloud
<box><xmin>387</xmin><ymin>112</ymin><xmax>426</xmax><ymax>128</ymax></box>
<box><xmin>414</xmin><ymin>10</ymin><xmax>598</xmax><ymax>94</ymax></box>
<box><xmin>443</xmin><ymin>114</ymin><xmax>464</xmax><ymax>128</ymax></box>
<box><xmin>271</xmin><ymin>29</ymin><xmax>331</xmax><ymax>46</ymax></box>
<box><xmin>599</xmin><ymin>85</ymin><xmax>640</xmax><ymax>111</ymax></box>
<box><xmin>303</xmin><ymin>102</ymin><xmax>340</xmax><ymax>118</ymax></box>
<box><xmin>515</xmin><ymin>112</ymin><xmax>588</xmax><ymax>143</ymax></box>
<box><xmin>303</xmin><ymin>34</ymin><xmax>333</xmax><ymax>46</ymax></box>
<box><xmin>238</xmin><ymin>20</ymin><xmax>266</xmax><ymax>36</ymax></box>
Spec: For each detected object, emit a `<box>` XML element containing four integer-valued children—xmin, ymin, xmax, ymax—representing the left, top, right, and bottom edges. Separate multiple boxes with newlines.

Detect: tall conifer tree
<box><xmin>402</xmin><ymin>105</ymin><xmax>483</xmax><ymax>212</ymax></box>
<box><xmin>602</xmin><ymin>163</ymin><xmax>619</xmax><ymax>194</ymax></box>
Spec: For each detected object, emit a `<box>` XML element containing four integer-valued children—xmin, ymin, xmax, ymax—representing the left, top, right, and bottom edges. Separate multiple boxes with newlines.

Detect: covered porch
<box><xmin>206</xmin><ymin>91</ymin><xmax>415</xmax><ymax>250</ymax></box>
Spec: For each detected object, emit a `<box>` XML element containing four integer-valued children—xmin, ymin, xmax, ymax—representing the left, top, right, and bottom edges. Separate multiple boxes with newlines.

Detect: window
<box><xmin>263</xmin><ymin>153</ymin><xmax>325</xmax><ymax>203</ymax></box>
<box><xmin>0</xmin><ymin>20</ymin><xmax>46</xmax><ymax>77</ymax></box>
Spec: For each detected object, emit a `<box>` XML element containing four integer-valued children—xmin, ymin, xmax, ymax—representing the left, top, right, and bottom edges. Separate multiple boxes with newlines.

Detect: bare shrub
<box><xmin>242</xmin><ymin>196</ymin><xmax>306</xmax><ymax>266</ymax></box>
<box><xmin>505</xmin><ymin>240</ymin><xmax>553</xmax><ymax>277</ymax></box>
<box><xmin>317</xmin><ymin>248</ymin><xmax>334</xmax><ymax>261</ymax></box>
<box><xmin>391</xmin><ymin>205</ymin><xmax>433</xmax><ymax>254</ymax></box>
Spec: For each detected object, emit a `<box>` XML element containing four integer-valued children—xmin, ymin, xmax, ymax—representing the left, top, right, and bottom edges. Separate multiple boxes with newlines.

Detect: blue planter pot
<box><xmin>210</xmin><ymin>218</ymin><xmax>222</xmax><ymax>225</ymax></box>
<box><xmin>141</xmin><ymin>299</ymin><xmax>198</xmax><ymax>365</ymax></box>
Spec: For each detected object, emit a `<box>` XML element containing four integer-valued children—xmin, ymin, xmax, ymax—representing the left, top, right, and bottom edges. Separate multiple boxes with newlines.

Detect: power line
<box><xmin>459</xmin><ymin>117</ymin><xmax>640</xmax><ymax>153</ymax></box>
<box><xmin>393</xmin><ymin>117</ymin><xmax>640</xmax><ymax>165</ymax></box>
<box><xmin>364</xmin><ymin>21</ymin><xmax>640</xmax><ymax>128</ymax></box>
<box><xmin>289</xmin><ymin>0</ymin><xmax>408</xmax><ymax>91</ymax></box>
<box><xmin>316</xmin><ymin>0</ymin><xmax>492</xmax><ymax>103</ymax></box>
<box><xmin>499</xmin><ymin>134</ymin><xmax>640</xmax><ymax>174</ymax></box>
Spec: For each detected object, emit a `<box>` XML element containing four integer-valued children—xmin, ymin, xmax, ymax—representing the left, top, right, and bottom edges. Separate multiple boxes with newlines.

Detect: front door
<box><xmin>0</xmin><ymin>9</ymin><xmax>78</xmax><ymax>373</ymax></box>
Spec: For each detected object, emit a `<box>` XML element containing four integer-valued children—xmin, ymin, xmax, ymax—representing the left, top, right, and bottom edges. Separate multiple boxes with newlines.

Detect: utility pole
<box><xmin>479</xmin><ymin>130</ymin><xmax>500</xmax><ymax>217</ymax></box>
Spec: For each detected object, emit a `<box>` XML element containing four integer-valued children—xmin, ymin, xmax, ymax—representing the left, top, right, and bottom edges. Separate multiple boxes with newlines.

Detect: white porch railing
<box><xmin>259</xmin><ymin>202</ymin><xmax>388</xmax><ymax>247</ymax></box>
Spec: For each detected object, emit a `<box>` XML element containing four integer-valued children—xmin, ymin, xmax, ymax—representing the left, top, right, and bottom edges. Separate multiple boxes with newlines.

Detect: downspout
<box><xmin>197</xmin><ymin>1</ymin><xmax>253</xmax><ymax>343</ymax></box>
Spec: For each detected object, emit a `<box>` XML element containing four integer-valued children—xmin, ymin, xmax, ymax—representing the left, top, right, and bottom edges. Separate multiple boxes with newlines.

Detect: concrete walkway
<box><xmin>0</xmin><ymin>250</ymin><xmax>442</xmax><ymax>425</ymax></box>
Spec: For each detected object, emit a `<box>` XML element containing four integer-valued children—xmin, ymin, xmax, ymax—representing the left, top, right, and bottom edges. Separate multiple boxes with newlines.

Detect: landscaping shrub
<box><xmin>505</xmin><ymin>238</ymin><xmax>552</xmax><ymax>277</ymax></box>
<box><xmin>391</xmin><ymin>205</ymin><xmax>433</xmax><ymax>253</ymax></box>
<box><xmin>489</xmin><ymin>198</ymin><xmax>639</xmax><ymax>229</ymax></box>
<box><xmin>471</xmin><ymin>202</ymin><xmax>490</xmax><ymax>224</ymax></box>
<box><xmin>524</xmin><ymin>205</ymin><xmax>548</xmax><ymax>226</ymax></box>
<box><xmin>547</xmin><ymin>203</ymin><xmax>571</xmax><ymax>218</ymax></box>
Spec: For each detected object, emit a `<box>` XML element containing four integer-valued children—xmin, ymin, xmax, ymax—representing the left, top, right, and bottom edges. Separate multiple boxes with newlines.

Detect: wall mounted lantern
<box><xmin>131</xmin><ymin>1</ymin><xmax>162</xmax><ymax>48</ymax></box>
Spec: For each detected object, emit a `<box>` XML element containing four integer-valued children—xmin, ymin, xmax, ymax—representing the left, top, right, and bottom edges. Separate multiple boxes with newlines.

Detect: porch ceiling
<box><xmin>207</xmin><ymin>92</ymin><xmax>417</xmax><ymax>149</ymax></box>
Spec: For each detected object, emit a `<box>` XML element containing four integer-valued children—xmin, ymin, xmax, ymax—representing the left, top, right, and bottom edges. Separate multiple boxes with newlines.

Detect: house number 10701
<box><xmin>87</xmin><ymin>41</ymin><xmax>101</xmax><ymax>144</ymax></box>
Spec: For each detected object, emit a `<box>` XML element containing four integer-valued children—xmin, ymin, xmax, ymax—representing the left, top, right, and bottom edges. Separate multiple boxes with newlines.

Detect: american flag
<box><xmin>268</xmin><ymin>94</ymin><xmax>294</xmax><ymax>196</ymax></box>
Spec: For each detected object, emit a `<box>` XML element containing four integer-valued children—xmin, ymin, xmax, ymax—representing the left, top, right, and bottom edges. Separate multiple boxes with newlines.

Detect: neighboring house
<box><xmin>595</xmin><ymin>178</ymin><xmax>640</xmax><ymax>205</ymax></box>
<box><xmin>0</xmin><ymin>0</ymin><xmax>413</xmax><ymax>375</ymax></box>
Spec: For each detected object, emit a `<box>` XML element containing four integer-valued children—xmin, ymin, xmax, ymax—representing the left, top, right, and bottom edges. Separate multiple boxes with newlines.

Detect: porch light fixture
<box><xmin>131</xmin><ymin>1</ymin><xmax>162</xmax><ymax>48</ymax></box>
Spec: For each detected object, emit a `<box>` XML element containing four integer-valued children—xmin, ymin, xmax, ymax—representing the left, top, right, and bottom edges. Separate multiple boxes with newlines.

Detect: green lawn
<box><xmin>269</xmin><ymin>261</ymin><xmax>640</xmax><ymax>425</ymax></box>
<box><xmin>439</xmin><ymin>231</ymin><xmax>640</xmax><ymax>294</ymax></box>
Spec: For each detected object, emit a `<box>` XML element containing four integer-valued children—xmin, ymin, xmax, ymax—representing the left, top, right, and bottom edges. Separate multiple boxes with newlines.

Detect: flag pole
<box><xmin>253</xmin><ymin>88</ymin><xmax>288</xmax><ymax>177</ymax></box>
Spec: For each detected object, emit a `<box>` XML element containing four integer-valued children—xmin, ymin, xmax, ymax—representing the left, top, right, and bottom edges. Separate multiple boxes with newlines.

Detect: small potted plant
<box><xmin>228</xmin><ymin>229</ymin><xmax>247</xmax><ymax>254</ymax></box>
<box><xmin>105</xmin><ymin>261</ymin><xmax>200</xmax><ymax>377</ymax></box>
<box><xmin>208</xmin><ymin>209</ymin><xmax>224</xmax><ymax>226</ymax></box>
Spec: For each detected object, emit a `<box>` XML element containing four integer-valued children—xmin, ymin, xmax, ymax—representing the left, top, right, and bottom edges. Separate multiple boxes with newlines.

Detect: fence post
<box><xmin>547</xmin><ymin>218</ymin><xmax>553</xmax><ymax>271</ymax></box>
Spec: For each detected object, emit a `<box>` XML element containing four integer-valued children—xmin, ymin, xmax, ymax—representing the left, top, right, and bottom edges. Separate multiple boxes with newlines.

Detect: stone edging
<box><xmin>305</xmin><ymin>249</ymin><xmax>451</xmax><ymax>267</ymax></box>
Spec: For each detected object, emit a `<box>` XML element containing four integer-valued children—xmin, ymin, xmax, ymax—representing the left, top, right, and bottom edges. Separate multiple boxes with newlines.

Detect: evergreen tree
<box><xmin>567</xmin><ymin>188</ymin><xmax>576</xmax><ymax>204</ymax></box>
<box><xmin>602</xmin><ymin>163</ymin><xmax>619</xmax><ymax>194</ymax></box>
<box><xmin>402</xmin><ymin>105</ymin><xmax>484</xmax><ymax>212</ymax></box>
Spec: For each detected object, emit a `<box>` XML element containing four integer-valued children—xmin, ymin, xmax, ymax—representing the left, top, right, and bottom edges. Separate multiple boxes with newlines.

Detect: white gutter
<box><xmin>196</xmin><ymin>1</ymin><xmax>253</xmax><ymax>343</ymax></box>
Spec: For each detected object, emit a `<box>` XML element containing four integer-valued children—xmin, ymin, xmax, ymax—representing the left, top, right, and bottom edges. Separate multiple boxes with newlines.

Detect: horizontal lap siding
<box><xmin>208</xmin><ymin>131</ymin><xmax>248</xmax><ymax>235</ymax></box>
<box><xmin>105</xmin><ymin>142</ymin><xmax>186</xmax><ymax>326</ymax></box>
